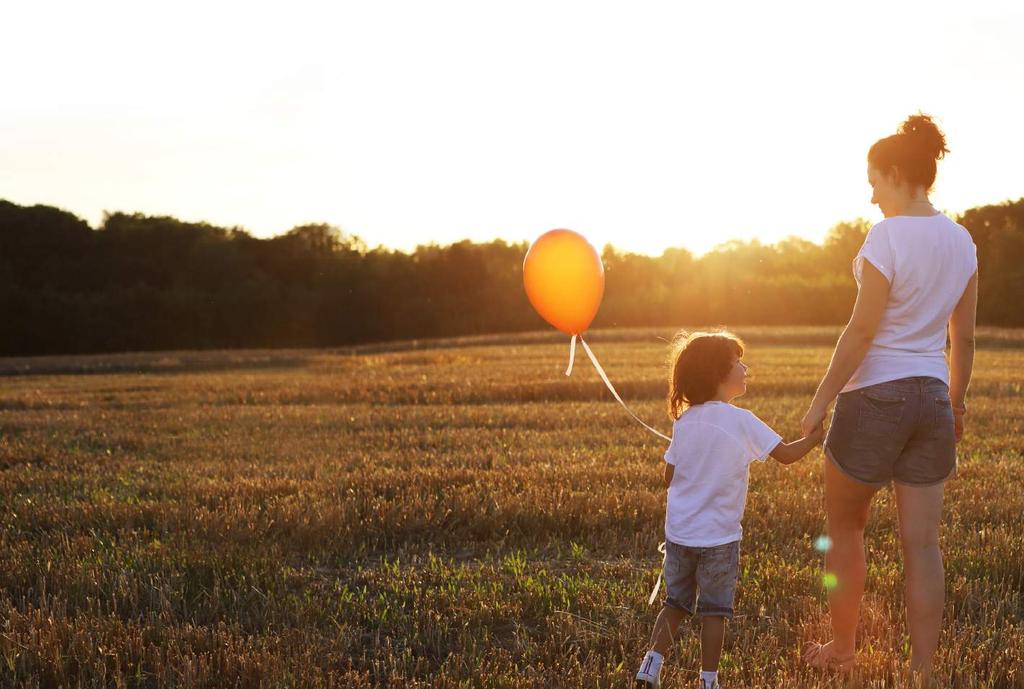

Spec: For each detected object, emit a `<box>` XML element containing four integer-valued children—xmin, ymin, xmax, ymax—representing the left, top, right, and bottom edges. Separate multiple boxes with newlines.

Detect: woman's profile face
<box><xmin>867</xmin><ymin>164</ymin><xmax>901</xmax><ymax>216</ymax></box>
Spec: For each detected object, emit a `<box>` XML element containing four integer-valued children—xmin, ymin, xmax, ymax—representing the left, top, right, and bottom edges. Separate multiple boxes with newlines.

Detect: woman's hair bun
<box><xmin>898</xmin><ymin>113</ymin><xmax>949</xmax><ymax>162</ymax></box>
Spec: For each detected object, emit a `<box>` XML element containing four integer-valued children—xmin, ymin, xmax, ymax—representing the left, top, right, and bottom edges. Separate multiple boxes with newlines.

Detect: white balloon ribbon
<box><xmin>563</xmin><ymin>334</ymin><xmax>671</xmax><ymax>607</ymax></box>
<box><xmin>572</xmin><ymin>335</ymin><xmax>672</xmax><ymax>443</ymax></box>
<box><xmin>648</xmin><ymin>541</ymin><xmax>668</xmax><ymax>606</ymax></box>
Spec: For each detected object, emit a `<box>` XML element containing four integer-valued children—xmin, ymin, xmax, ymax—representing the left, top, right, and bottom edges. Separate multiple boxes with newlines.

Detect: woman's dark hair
<box><xmin>867</xmin><ymin>113</ymin><xmax>949</xmax><ymax>191</ymax></box>
<box><xmin>667</xmin><ymin>330</ymin><xmax>744</xmax><ymax>419</ymax></box>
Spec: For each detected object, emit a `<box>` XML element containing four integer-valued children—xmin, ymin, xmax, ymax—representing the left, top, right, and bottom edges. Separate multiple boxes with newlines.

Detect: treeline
<box><xmin>1</xmin><ymin>198</ymin><xmax>1021</xmax><ymax>356</ymax></box>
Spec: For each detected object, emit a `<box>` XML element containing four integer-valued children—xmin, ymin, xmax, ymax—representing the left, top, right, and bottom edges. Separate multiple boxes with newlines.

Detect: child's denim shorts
<box><xmin>662</xmin><ymin>540</ymin><xmax>739</xmax><ymax>618</ymax></box>
<box><xmin>824</xmin><ymin>376</ymin><xmax>957</xmax><ymax>487</ymax></box>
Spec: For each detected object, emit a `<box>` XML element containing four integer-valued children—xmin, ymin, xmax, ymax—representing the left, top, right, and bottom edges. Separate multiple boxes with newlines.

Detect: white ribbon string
<box><xmin>564</xmin><ymin>334</ymin><xmax>577</xmax><ymax>377</ymax></box>
<box><xmin>648</xmin><ymin>541</ymin><xmax>668</xmax><ymax>606</ymax></box>
<box><xmin>564</xmin><ymin>333</ymin><xmax>671</xmax><ymax>607</ymax></box>
<box><xmin>576</xmin><ymin>335</ymin><xmax>672</xmax><ymax>442</ymax></box>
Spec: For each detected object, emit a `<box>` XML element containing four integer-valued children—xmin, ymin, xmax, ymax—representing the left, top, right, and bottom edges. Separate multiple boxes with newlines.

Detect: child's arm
<box><xmin>769</xmin><ymin>423</ymin><xmax>825</xmax><ymax>465</ymax></box>
<box><xmin>664</xmin><ymin>462</ymin><xmax>675</xmax><ymax>487</ymax></box>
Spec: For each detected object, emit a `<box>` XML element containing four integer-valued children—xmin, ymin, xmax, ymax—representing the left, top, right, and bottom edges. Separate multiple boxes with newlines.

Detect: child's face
<box><xmin>721</xmin><ymin>355</ymin><xmax>749</xmax><ymax>400</ymax></box>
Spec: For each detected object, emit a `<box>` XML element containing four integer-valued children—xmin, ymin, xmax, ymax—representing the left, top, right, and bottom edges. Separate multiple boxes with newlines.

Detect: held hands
<box><xmin>800</xmin><ymin>402</ymin><xmax>828</xmax><ymax>439</ymax></box>
<box><xmin>806</xmin><ymin>420</ymin><xmax>826</xmax><ymax>445</ymax></box>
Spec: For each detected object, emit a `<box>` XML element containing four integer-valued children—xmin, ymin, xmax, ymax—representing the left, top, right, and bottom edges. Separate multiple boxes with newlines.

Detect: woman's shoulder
<box><xmin>948</xmin><ymin>217</ymin><xmax>977</xmax><ymax>245</ymax></box>
<box><xmin>874</xmin><ymin>212</ymin><xmax>958</xmax><ymax>229</ymax></box>
<box><xmin>865</xmin><ymin>219</ymin><xmax>894</xmax><ymax>240</ymax></box>
<box><xmin>885</xmin><ymin>213</ymin><xmax>975</xmax><ymax>245</ymax></box>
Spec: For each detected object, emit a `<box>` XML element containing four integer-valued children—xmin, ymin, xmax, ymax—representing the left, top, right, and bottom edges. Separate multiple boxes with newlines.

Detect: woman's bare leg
<box><xmin>811</xmin><ymin>451</ymin><xmax>880</xmax><ymax>662</ymax></box>
<box><xmin>894</xmin><ymin>480</ymin><xmax>945</xmax><ymax>681</ymax></box>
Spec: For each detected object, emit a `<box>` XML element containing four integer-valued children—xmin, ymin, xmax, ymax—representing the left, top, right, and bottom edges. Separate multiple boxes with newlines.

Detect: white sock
<box><xmin>636</xmin><ymin>650</ymin><xmax>664</xmax><ymax>680</ymax></box>
<box><xmin>700</xmin><ymin>670</ymin><xmax>718</xmax><ymax>687</ymax></box>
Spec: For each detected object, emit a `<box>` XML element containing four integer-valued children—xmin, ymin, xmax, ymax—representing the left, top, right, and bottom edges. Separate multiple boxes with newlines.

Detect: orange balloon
<box><xmin>523</xmin><ymin>229</ymin><xmax>605</xmax><ymax>335</ymax></box>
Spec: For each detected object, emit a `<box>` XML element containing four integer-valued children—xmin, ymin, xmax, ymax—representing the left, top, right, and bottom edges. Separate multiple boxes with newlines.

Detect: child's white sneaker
<box><xmin>699</xmin><ymin>678</ymin><xmax>720</xmax><ymax>689</ymax></box>
<box><xmin>634</xmin><ymin>674</ymin><xmax>659</xmax><ymax>689</ymax></box>
<box><xmin>635</xmin><ymin>650</ymin><xmax>662</xmax><ymax>687</ymax></box>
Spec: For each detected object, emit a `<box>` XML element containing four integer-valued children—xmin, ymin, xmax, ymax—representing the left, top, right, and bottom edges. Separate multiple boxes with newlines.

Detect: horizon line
<box><xmin>5</xmin><ymin>194</ymin><xmax>1022</xmax><ymax>259</ymax></box>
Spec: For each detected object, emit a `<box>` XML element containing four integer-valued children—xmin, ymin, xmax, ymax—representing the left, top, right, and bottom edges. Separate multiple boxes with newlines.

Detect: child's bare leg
<box><xmin>650</xmin><ymin>605</ymin><xmax>688</xmax><ymax>656</ymax></box>
<box><xmin>700</xmin><ymin>616</ymin><xmax>726</xmax><ymax>671</ymax></box>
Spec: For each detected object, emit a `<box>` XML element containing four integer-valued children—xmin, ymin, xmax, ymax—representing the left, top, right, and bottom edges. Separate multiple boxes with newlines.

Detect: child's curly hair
<box><xmin>667</xmin><ymin>330</ymin><xmax>745</xmax><ymax>419</ymax></box>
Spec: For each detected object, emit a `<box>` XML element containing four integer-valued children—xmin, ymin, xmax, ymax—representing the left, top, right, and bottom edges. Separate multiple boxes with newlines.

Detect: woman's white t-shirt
<box><xmin>663</xmin><ymin>401</ymin><xmax>782</xmax><ymax>547</ymax></box>
<box><xmin>843</xmin><ymin>213</ymin><xmax>978</xmax><ymax>393</ymax></box>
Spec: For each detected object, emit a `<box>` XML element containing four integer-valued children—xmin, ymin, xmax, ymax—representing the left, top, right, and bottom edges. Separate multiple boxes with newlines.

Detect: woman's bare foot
<box><xmin>803</xmin><ymin>640</ymin><xmax>856</xmax><ymax>672</ymax></box>
<box><xmin>907</xmin><ymin>666</ymin><xmax>940</xmax><ymax>689</ymax></box>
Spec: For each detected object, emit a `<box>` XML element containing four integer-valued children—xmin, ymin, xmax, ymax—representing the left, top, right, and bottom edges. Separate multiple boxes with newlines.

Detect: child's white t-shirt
<box><xmin>843</xmin><ymin>213</ymin><xmax>978</xmax><ymax>393</ymax></box>
<box><xmin>664</xmin><ymin>401</ymin><xmax>782</xmax><ymax>547</ymax></box>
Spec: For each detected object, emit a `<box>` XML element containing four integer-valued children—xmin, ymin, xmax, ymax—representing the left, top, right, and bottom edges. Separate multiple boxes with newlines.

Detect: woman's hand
<box><xmin>801</xmin><ymin>402</ymin><xmax>828</xmax><ymax>438</ymax></box>
<box><xmin>807</xmin><ymin>421</ymin><xmax>826</xmax><ymax>445</ymax></box>
<box><xmin>953</xmin><ymin>405</ymin><xmax>966</xmax><ymax>443</ymax></box>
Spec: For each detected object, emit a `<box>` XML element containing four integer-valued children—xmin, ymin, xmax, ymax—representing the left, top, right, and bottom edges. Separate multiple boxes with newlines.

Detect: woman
<box><xmin>798</xmin><ymin>113</ymin><xmax>978</xmax><ymax>683</ymax></box>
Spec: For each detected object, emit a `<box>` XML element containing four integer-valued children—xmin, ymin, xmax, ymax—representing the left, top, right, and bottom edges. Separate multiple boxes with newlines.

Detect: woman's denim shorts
<box><xmin>824</xmin><ymin>376</ymin><xmax>957</xmax><ymax>487</ymax></box>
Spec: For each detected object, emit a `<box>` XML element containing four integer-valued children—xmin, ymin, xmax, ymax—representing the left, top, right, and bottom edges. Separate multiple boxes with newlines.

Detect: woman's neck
<box><xmin>892</xmin><ymin>193</ymin><xmax>937</xmax><ymax>217</ymax></box>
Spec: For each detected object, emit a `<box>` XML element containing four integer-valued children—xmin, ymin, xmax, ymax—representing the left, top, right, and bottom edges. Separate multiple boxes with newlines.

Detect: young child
<box><xmin>635</xmin><ymin>331</ymin><xmax>824</xmax><ymax>689</ymax></box>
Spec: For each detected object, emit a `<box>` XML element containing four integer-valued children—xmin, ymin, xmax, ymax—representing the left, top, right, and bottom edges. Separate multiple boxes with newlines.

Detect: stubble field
<box><xmin>1</xmin><ymin>327</ymin><xmax>1022</xmax><ymax>688</ymax></box>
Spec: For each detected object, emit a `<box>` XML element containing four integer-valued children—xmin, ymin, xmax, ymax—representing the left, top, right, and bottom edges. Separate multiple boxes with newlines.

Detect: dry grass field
<box><xmin>1</xmin><ymin>327</ymin><xmax>1022</xmax><ymax>688</ymax></box>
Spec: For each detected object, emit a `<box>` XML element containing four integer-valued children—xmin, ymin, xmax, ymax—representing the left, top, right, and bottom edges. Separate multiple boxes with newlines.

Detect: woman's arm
<box><xmin>947</xmin><ymin>271</ymin><xmax>978</xmax><ymax>441</ymax></box>
<box><xmin>800</xmin><ymin>261</ymin><xmax>890</xmax><ymax>435</ymax></box>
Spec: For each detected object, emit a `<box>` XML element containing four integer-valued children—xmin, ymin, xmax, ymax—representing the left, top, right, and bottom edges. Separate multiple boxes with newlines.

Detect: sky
<box><xmin>3</xmin><ymin>0</ymin><xmax>1022</xmax><ymax>257</ymax></box>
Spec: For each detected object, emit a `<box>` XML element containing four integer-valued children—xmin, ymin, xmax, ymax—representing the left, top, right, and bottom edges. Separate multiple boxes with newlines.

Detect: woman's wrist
<box><xmin>809</xmin><ymin>396</ymin><xmax>829</xmax><ymax>413</ymax></box>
